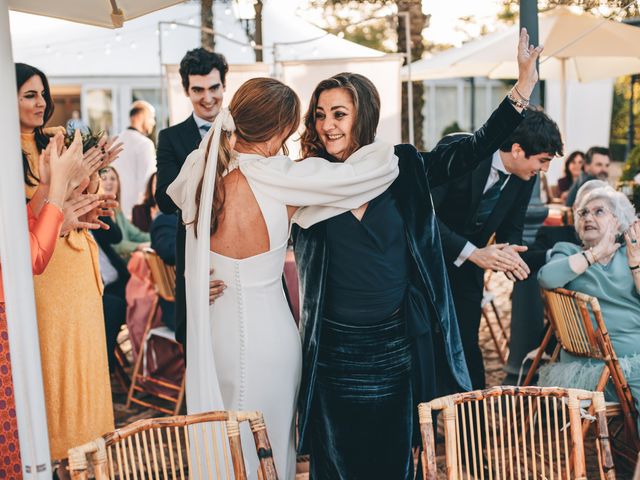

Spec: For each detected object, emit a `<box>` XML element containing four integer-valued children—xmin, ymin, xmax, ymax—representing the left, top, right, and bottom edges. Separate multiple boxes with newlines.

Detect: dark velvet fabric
<box><xmin>310</xmin><ymin>313</ymin><xmax>413</xmax><ymax>480</ymax></box>
<box><xmin>292</xmin><ymin>97</ymin><xmax>525</xmax><ymax>454</ymax></box>
<box><xmin>325</xmin><ymin>189</ymin><xmax>409</xmax><ymax>323</ymax></box>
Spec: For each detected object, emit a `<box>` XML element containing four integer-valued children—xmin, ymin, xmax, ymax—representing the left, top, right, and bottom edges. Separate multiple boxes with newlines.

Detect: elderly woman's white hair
<box><xmin>573</xmin><ymin>179</ymin><xmax>609</xmax><ymax>209</ymax></box>
<box><xmin>576</xmin><ymin>184</ymin><xmax>637</xmax><ymax>234</ymax></box>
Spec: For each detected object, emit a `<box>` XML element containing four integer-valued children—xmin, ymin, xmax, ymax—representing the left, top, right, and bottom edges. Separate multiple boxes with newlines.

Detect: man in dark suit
<box><xmin>431</xmin><ymin>109</ymin><xmax>563</xmax><ymax>389</ymax></box>
<box><xmin>155</xmin><ymin>48</ymin><xmax>229</xmax><ymax>347</ymax></box>
<box><xmin>565</xmin><ymin>146</ymin><xmax>611</xmax><ymax>207</ymax></box>
<box><xmin>150</xmin><ymin>212</ymin><xmax>178</xmax><ymax>331</ymax></box>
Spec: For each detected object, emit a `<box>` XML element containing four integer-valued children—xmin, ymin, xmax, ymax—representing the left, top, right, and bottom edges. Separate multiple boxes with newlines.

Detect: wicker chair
<box><xmin>68</xmin><ymin>410</ymin><xmax>278</xmax><ymax>479</ymax></box>
<box><xmin>522</xmin><ymin>288</ymin><xmax>639</xmax><ymax>458</ymax></box>
<box><xmin>419</xmin><ymin>386</ymin><xmax>615</xmax><ymax>480</ymax></box>
<box><xmin>125</xmin><ymin>248</ymin><xmax>185</xmax><ymax>415</ymax></box>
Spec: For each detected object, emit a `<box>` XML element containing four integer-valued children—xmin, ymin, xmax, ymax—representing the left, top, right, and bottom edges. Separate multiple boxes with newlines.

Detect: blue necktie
<box><xmin>475</xmin><ymin>171</ymin><xmax>508</xmax><ymax>226</ymax></box>
<box><xmin>200</xmin><ymin>124</ymin><xmax>211</xmax><ymax>135</ymax></box>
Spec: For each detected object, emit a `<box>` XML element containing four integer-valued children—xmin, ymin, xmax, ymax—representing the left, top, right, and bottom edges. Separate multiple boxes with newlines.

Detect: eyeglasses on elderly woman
<box><xmin>576</xmin><ymin>206</ymin><xmax>611</xmax><ymax>219</ymax></box>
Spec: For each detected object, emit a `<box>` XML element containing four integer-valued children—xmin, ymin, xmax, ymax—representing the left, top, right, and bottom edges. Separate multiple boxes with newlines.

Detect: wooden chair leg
<box><xmin>521</xmin><ymin>324</ymin><xmax>555</xmax><ymax>387</ymax></box>
<box><xmin>483</xmin><ymin>307</ymin><xmax>507</xmax><ymax>365</ymax></box>
<box><xmin>172</xmin><ymin>372</ymin><xmax>186</xmax><ymax>415</ymax></box>
<box><xmin>125</xmin><ymin>297</ymin><xmax>159</xmax><ymax>410</ymax></box>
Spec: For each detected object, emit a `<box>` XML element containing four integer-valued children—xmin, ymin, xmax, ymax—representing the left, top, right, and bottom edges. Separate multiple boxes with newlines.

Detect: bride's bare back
<box><xmin>209</xmin><ymin>169</ymin><xmax>271</xmax><ymax>259</ymax></box>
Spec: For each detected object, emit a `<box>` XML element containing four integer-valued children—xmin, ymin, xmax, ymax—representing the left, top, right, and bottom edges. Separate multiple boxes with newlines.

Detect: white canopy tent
<box><xmin>1</xmin><ymin>1</ymin><xmax>184</xmax><ymax>477</ymax></box>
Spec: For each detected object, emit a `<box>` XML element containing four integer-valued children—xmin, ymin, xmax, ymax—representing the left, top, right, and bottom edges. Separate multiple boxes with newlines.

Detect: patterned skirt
<box><xmin>0</xmin><ymin>303</ymin><xmax>22</xmax><ymax>477</ymax></box>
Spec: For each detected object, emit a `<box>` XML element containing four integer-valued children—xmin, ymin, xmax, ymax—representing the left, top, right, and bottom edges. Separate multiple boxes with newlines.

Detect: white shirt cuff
<box><xmin>454</xmin><ymin>242</ymin><xmax>477</xmax><ymax>267</ymax></box>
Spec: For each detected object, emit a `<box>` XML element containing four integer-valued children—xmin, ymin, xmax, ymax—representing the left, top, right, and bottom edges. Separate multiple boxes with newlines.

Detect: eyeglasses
<box><xmin>577</xmin><ymin>206</ymin><xmax>611</xmax><ymax>219</ymax></box>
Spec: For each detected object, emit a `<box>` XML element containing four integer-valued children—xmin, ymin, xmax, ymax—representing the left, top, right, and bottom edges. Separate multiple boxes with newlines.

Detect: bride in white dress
<box><xmin>167</xmin><ymin>78</ymin><xmax>398</xmax><ymax>479</ymax></box>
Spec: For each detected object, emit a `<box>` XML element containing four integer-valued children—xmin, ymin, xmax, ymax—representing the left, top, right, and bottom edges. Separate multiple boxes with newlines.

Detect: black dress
<box><xmin>310</xmin><ymin>189</ymin><xmax>415</xmax><ymax>479</ymax></box>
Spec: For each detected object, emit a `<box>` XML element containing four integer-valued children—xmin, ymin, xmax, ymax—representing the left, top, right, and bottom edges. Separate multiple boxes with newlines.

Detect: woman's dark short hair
<box><xmin>179</xmin><ymin>48</ymin><xmax>229</xmax><ymax>92</ymax></box>
<box><xmin>16</xmin><ymin>63</ymin><xmax>55</xmax><ymax>186</ymax></box>
<box><xmin>499</xmin><ymin>108</ymin><xmax>564</xmax><ymax>158</ymax></box>
<box><xmin>300</xmin><ymin>72</ymin><xmax>380</xmax><ymax>159</ymax></box>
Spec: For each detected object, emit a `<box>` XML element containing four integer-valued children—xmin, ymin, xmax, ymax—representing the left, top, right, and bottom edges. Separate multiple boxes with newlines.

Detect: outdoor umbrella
<box><xmin>403</xmin><ymin>6</ymin><xmax>640</xmax><ymax>131</ymax></box>
<box><xmin>0</xmin><ymin>1</ymin><xmax>182</xmax><ymax>477</ymax></box>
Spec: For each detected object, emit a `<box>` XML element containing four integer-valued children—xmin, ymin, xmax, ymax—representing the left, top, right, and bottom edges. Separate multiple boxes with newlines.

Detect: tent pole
<box><xmin>560</xmin><ymin>57</ymin><xmax>567</xmax><ymax>139</ymax></box>
<box><xmin>0</xmin><ymin>2</ymin><xmax>52</xmax><ymax>477</ymax></box>
<box><xmin>399</xmin><ymin>11</ymin><xmax>414</xmax><ymax>145</ymax></box>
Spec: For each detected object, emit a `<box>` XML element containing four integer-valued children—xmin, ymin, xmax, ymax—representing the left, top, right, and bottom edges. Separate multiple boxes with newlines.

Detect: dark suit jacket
<box><xmin>150</xmin><ymin>213</ymin><xmax>178</xmax><ymax>266</ymax></box>
<box><xmin>92</xmin><ymin>216</ymin><xmax>130</xmax><ymax>298</ymax></box>
<box><xmin>155</xmin><ymin>115</ymin><xmax>201</xmax><ymax>346</ymax></box>
<box><xmin>432</xmin><ymin>156</ymin><xmax>536</xmax><ymax>267</ymax></box>
<box><xmin>565</xmin><ymin>172</ymin><xmax>595</xmax><ymax>207</ymax></box>
<box><xmin>150</xmin><ymin>212</ymin><xmax>179</xmax><ymax>331</ymax></box>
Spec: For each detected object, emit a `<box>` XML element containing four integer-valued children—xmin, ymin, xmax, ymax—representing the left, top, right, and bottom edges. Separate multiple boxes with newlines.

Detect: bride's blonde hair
<box><xmin>195</xmin><ymin>77</ymin><xmax>301</xmax><ymax>234</ymax></box>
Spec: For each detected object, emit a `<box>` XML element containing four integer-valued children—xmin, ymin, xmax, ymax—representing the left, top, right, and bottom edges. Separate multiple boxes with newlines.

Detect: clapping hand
<box><xmin>625</xmin><ymin>220</ymin><xmax>640</xmax><ymax>268</ymax></box>
<box><xmin>591</xmin><ymin>219</ymin><xmax>621</xmax><ymax>262</ymax></box>
<box><xmin>502</xmin><ymin>244</ymin><xmax>530</xmax><ymax>281</ymax></box>
<box><xmin>85</xmin><ymin>134</ymin><xmax>124</xmax><ymax>193</ymax></box>
<box><xmin>60</xmin><ymin>194</ymin><xmax>104</xmax><ymax>235</ymax></box>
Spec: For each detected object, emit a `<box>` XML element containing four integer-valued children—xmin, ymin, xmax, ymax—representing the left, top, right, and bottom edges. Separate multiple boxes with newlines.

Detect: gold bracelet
<box><xmin>589</xmin><ymin>247</ymin><xmax>599</xmax><ymax>264</ymax></box>
<box><xmin>513</xmin><ymin>84</ymin><xmax>530</xmax><ymax>103</ymax></box>
<box><xmin>507</xmin><ymin>90</ymin><xmax>529</xmax><ymax>110</ymax></box>
<box><xmin>44</xmin><ymin>197</ymin><xmax>63</xmax><ymax>212</ymax></box>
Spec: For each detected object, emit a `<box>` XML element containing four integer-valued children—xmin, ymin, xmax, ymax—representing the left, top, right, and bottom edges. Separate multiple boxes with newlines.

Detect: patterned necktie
<box><xmin>475</xmin><ymin>170</ymin><xmax>509</xmax><ymax>226</ymax></box>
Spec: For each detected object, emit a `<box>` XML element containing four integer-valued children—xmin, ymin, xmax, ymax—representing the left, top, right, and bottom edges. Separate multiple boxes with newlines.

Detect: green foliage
<box><xmin>441</xmin><ymin>121</ymin><xmax>463</xmax><ymax>137</ymax></box>
<box><xmin>498</xmin><ymin>0</ymin><xmax>640</xmax><ymax>18</ymax></box>
<box><xmin>622</xmin><ymin>144</ymin><xmax>640</xmax><ymax>181</ymax></box>
<box><xmin>304</xmin><ymin>0</ymin><xmax>397</xmax><ymax>52</ymax></box>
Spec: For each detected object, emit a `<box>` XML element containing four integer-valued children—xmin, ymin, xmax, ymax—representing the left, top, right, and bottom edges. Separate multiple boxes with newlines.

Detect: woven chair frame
<box><xmin>419</xmin><ymin>386</ymin><xmax>616</xmax><ymax>480</ymax></box>
<box><xmin>125</xmin><ymin>248</ymin><xmax>184</xmax><ymax>416</ymax></box>
<box><xmin>68</xmin><ymin>410</ymin><xmax>278</xmax><ymax>480</ymax></box>
<box><xmin>523</xmin><ymin>288</ymin><xmax>639</xmax><ymax>454</ymax></box>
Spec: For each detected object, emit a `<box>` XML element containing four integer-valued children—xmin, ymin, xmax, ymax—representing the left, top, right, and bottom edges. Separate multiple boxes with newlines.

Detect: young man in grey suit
<box><xmin>155</xmin><ymin>48</ymin><xmax>228</xmax><ymax>349</ymax></box>
<box><xmin>431</xmin><ymin>109</ymin><xmax>563</xmax><ymax>390</ymax></box>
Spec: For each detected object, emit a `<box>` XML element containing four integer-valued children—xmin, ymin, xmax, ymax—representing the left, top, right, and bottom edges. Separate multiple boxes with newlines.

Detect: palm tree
<box><xmin>201</xmin><ymin>0</ymin><xmax>214</xmax><ymax>50</ymax></box>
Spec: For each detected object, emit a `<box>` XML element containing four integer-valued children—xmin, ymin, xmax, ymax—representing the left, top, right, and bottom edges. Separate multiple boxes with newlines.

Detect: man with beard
<box><xmin>565</xmin><ymin>146</ymin><xmax>611</xmax><ymax>207</ymax></box>
<box><xmin>155</xmin><ymin>48</ymin><xmax>228</xmax><ymax>348</ymax></box>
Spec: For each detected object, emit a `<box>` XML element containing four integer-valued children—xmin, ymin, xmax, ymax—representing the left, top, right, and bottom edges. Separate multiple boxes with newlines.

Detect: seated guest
<box><xmin>538</xmin><ymin>182</ymin><xmax>640</xmax><ymax>425</ymax></box>
<box><xmin>565</xmin><ymin>146</ymin><xmax>610</xmax><ymax>206</ymax></box>
<box><xmin>131</xmin><ymin>172</ymin><xmax>158</xmax><ymax>232</ymax></box>
<box><xmin>100</xmin><ymin>166</ymin><xmax>150</xmax><ymax>260</ymax></box>
<box><xmin>556</xmin><ymin>150</ymin><xmax>584</xmax><ymax>201</ymax></box>
<box><xmin>150</xmin><ymin>211</ymin><xmax>178</xmax><ymax>331</ymax></box>
<box><xmin>522</xmin><ymin>180</ymin><xmax>608</xmax><ymax>274</ymax></box>
<box><xmin>92</xmin><ymin>216</ymin><xmax>130</xmax><ymax>372</ymax></box>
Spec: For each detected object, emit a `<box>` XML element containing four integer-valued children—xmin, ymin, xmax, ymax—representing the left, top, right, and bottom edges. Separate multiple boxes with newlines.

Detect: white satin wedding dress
<box><xmin>208</xmin><ymin>178</ymin><xmax>301</xmax><ymax>479</ymax></box>
<box><xmin>167</xmin><ymin>110</ymin><xmax>398</xmax><ymax>479</ymax></box>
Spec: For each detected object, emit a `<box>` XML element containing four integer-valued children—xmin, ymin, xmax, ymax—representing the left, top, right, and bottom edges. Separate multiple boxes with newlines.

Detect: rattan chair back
<box><xmin>68</xmin><ymin>410</ymin><xmax>278</xmax><ymax>480</ymax></box>
<box><xmin>542</xmin><ymin>288</ymin><xmax>639</xmax><ymax>452</ymax></box>
<box><xmin>143</xmin><ymin>248</ymin><xmax>176</xmax><ymax>302</ymax></box>
<box><xmin>543</xmin><ymin>288</ymin><xmax>603</xmax><ymax>359</ymax></box>
<box><xmin>419</xmin><ymin>386</ymin><xmax>615</xmax><ymax>480</ymax></box>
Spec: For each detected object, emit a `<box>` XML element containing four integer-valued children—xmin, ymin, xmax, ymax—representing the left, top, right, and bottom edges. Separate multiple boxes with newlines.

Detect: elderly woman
<box><xmin>538</xmin><ymin>182</ymin><xmax>640</xmax><ymax>420</ymax></box>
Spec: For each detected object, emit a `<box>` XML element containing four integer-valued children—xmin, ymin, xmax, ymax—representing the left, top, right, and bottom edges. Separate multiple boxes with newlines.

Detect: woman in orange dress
<box><xmin>0</xmin><ymin>132</ymin><xmax>100</xmax><ymax>476</ymax></box>
<box><xmin>16</xmin><ymin>62</ymin><xmax>119</xmax><ymax>475</ymax></box>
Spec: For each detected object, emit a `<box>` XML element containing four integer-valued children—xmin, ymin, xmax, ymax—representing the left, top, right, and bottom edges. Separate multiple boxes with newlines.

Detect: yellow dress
<box><xmin>22</xmin><ymin>130</ymin><xmax>114</xmax><ymax>460</ymax></box>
